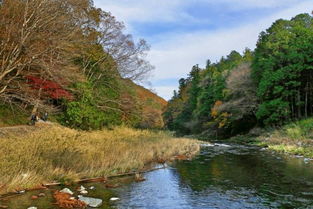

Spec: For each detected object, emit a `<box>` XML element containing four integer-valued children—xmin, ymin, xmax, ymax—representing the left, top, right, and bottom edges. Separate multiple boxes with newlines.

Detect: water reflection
<box><xmin>114</xmin><ymin>145</ymin><xmax>313</xmax><ymax>209</ymax></box>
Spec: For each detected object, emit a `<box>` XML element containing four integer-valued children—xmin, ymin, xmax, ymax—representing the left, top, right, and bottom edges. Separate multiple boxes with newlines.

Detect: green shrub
<box><xmin>59</xmin><ymin>82</ymin><xmax>121</xmax><ymax>130</ymax></box>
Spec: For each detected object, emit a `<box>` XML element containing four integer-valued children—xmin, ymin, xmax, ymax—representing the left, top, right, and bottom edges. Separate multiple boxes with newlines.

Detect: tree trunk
<box><xmin>297</xmin><ymin>89</ymin><xmax>301</xmax><ymax>118</ymax></box>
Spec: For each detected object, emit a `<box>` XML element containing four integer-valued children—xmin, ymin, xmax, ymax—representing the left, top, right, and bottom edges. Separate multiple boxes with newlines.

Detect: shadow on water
<box><xmin>2</xmin><ymin>144</ymin><xmax>313</xmax><ymax>209</ymax></box>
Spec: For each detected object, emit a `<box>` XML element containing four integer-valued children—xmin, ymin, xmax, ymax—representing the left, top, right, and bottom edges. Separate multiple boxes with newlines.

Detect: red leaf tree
<box><xmin>26</xmin><ymin>76</ymin><xmax>73</xmax><ymax>100</ymax></box>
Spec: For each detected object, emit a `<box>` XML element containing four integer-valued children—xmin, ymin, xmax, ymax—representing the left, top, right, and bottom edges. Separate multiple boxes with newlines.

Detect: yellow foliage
<box><xmin>211</xmin><ymin>100</ymin><xmax>223</xmax><ymax>118</ymax></box>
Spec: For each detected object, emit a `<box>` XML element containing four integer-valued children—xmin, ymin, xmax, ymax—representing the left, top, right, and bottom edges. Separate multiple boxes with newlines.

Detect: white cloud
<box><xmin>153</xmin><ymin>86</ymin><xmax>178</xmax><ymax>101</ymax></box>
<box><xmin>206</xmin><ymin>0</ymin><xmax>309</xmax><ymax>9</ymax></box>
<box><xmin>146</xmin><ymin>1</ymin><xmax>313</xmax><ymax>100</ymax></box>
<box><xmin>94</xmin><ymin>0</ymin><xmax>192</xmax><ymax>24</ymax></box>
<box><xmin>95</xmin><ymin>0</ymin><xmax>310</xmax><ymax>24</ymax></box>
<box><xmin>94</xmin><ymin>0</ymin><xmax>313</xmax><ymax>100</ymax></box>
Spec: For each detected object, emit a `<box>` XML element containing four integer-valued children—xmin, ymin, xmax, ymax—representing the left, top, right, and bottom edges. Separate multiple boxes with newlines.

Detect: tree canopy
<box><xmin>164</xmin><ymin>13</ymin><xmax>313</xmax><ymax>138</ymax></box>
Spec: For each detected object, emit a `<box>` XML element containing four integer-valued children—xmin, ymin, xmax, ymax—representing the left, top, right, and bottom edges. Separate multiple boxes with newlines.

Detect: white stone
<box><xmin>60</xmin><ymin>188</ymin><xmax>74</xmax><ymax>195</ymax></box>
<box><xmin>80</xmin><ymin>190</ymin><xmax>88</xmax><ymax>194</ymax></box>
<box><xmin>78</xmin><ymin>195</ymin><xmax>103</xmax><ymax>207</ymax></box>
<box><xmin>27</xmin><ymin>207</ymin><xmax>37</xmax><ymax>209</ymax></box>
<box><xmin>89</xmin><ymin>186</ymin><xmax>95</xmax><ymax>190</ymax></box>
<box><xmin>110</xmin><ymin>197</ymin><xmax>120</xmax><ymax>201</ymax></box>
<box><xmin>79</xmin><ymin>185</ymin><xmax>86</xmax><ymax>191</ymax></box>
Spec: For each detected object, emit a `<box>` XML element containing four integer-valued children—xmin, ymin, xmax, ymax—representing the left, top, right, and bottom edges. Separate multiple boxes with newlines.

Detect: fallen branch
<box><xmin>43</xmin><ymin>164</ymin><xmax>168</xmax><ymax>187</ymax></box>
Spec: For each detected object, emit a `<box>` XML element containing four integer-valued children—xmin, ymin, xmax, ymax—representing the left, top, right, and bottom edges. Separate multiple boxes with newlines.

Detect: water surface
<box><xmin>112</xmin><ymin>144</ymin><xmax>313</xmax><ymax>209</ymax></box>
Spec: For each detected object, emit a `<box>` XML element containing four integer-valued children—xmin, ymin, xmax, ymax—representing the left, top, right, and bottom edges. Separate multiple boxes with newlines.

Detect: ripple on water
<box><xmin>113</xmin><ymin>145</ymin><xmax>313</xmax><ymax>209</ymax></box>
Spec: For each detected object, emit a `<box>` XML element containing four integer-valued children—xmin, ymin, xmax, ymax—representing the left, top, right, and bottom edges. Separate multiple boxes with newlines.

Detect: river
<box><xmin>2</xmin><ymin>143</ymin><xmax>313</xmax><ymax>208</ymax></box>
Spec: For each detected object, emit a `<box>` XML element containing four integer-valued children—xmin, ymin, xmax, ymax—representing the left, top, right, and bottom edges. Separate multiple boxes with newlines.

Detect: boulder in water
<box><xmin>78</xmin><ymin>195</ymin><xmax>103</xmax><ymax>207</ymax></box>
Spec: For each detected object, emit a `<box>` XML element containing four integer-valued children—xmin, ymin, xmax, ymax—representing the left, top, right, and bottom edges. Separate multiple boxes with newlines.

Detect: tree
<box><xmin>0</xmin><ymin>0</ymin><xmax>91</xmax><ymax>110</ymax></box>
<box><xmin>252</xmin><ymin>13</ymin><xmax>313</xmax><ymax>125</ymax></box>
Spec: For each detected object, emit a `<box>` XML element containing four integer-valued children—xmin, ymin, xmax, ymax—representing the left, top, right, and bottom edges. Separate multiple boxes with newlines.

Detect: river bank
<box><xmin>0</xmin><ymin>123</ymin><xmax>200</xmax><ymax>195</ymax></box>
<box><xmin>226</xmin><ymin>118</ymin><xmax>313</xmax><ymax>158</ymax></box>
<box><xmin>4</xmin><ymin>143</ymin><xmax>313</xmax><ymax>209</ymax></box>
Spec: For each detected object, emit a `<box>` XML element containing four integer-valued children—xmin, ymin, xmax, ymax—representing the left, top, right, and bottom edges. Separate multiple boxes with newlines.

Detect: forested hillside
<box><xmin>0</xmin><ymin>0</ymin><xmax>165</xmax><ymax>129</ymax></box>
<box><xmin>164</xmin><ymin>13</ymin><xmax>313</xmax><ymax>139</ymax></box>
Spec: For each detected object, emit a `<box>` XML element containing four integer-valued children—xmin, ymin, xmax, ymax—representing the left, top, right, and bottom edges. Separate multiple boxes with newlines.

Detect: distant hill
<box><xmin>123</xmin><ymin>79</ymin><xmax>167</xmax><ymax>129</ymax></box>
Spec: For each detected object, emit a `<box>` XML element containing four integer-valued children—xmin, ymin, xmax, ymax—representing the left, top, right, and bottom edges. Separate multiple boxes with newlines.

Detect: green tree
<box><xmin>252</xmin><ymin>13</ymin><xmax>313</xmax><ymax>126</ymax></box>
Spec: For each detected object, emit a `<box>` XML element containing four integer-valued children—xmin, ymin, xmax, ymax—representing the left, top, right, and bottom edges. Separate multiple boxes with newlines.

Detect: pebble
<box><xmin>31</xmin><ymin>195</ymin><xmax>39</xmax><ymax>200</ymax></box>
<box><xmin>27</xmin><ymin>207</ymin><xmax>37</xmax><ymax>209</ymax></box>
<box><xmin>80</xmin><ymin>190</ymin><xmax>88</xmax><ymax>194</ymax></box>
<box><xmin>110</xmin><ymin>197</ymin><xmax>120</xmax><ymax>201</ymax></box>
<box><xmin>60</xmin><ymin>188</ymin><xmax>74</xmax><ymax>195</ymax></box>
<box><xmin>79</xmin><ymin>185</ymin><xmax>86</xmax><ymax>191</ymax></box>
<box><xmin>38</xmin><ymin>193</ymin><xmax>46</xmax><ymax>197</ymax></box>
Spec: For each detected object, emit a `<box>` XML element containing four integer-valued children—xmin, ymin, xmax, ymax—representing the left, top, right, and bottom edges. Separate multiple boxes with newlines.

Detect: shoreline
<box><xmin>0</xmin><ymin>123</ymin><xmax>200</xmax><ymax>195</ymax></box>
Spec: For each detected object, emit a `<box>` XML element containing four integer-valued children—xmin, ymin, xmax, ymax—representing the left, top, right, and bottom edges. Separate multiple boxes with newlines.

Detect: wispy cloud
<box><xmin>94</xmin><ymin>0</ymin><xmax>190</xmax><ymax>23</ymax></box>
<box><xmin>94</xmin><ymin>0</ymin><xmax>313</xmax><ymax>100</ymax></box>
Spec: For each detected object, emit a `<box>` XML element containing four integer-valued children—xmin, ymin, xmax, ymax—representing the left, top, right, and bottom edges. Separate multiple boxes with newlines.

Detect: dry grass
<box><xmin>0</xmin><ymin>123</ymin><xmax>200</xmax><ymax>194</ymax></box>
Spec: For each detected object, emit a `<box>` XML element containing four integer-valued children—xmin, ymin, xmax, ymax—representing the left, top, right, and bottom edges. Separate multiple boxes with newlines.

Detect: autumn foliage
<box><xmin>26</xmin><ymin>76</ymin><xmax>73</xmax><ymax>100</ymax></box>
<box><xmin>0</xmin><ymin>0</ymin><xmax>160</xmax><ymax>129</ymax></box>
<box><xmin>53</xmin><ymin>191</ymin><xmax>86</xmax><ymax>209</ymax></box>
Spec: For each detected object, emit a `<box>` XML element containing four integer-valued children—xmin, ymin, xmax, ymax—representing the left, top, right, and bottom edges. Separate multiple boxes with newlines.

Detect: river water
<box><xmin>2</xmin><ymin>144</ymin><xmax>313</xmax><ymax>209</ymax></box>
<box><xmin>112</xmin><ymin>144</ymin><xmax>313</xmax><ymax>209</ymax></box>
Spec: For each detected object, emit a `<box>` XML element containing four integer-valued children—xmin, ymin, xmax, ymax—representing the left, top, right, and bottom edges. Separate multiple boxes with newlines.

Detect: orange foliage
<box><xmin>53</xmin><ymin>191</ymin><xmax>86</xmax><ymax>209</ymax></box>
<box><xmin>211</xmin><ymin>101</ymin><xmax>232</xmax><ymax>128</ymax></box>
<box><xmin>211</xmin><ymin>100</ymin><xmax>223</xmax><ymax>118</ymax></box>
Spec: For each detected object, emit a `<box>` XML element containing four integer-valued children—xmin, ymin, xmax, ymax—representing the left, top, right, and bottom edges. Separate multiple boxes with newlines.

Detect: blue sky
<box><xmin>94</xmin><ymin>0</ymin><xmax>313</xmax><ymax>100</ymax></box>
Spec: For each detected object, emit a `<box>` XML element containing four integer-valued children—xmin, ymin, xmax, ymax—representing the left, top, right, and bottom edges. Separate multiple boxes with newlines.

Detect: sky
<box><xmin>94</xmin><ymin>0</ymin><xmax>313</xmax><ymax>100</ymax></box>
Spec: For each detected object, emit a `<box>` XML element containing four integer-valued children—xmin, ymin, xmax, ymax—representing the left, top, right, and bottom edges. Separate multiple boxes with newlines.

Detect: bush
<box><xmin>59</xmin><ymin>82</ymin><xmax>121</xmax><ymax>130</ymax></box>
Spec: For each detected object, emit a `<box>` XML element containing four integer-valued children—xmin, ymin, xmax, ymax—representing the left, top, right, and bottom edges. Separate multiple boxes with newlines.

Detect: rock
<box><xmin>135</xmin><ymin>173</ymin><xmax>145</xmax><ymax>182</ymax></box>
<box><xmin>110</xmin><ymin>197</ymin><xmax>120</xmax><ymax>201</ymax></box>
<box><xmin>60</xmin><ymin>188</ymin><xmax>74</xmax><ymax>195</ymax></box>
<box><xmin>78</xmin><ymin>185</ymin><xmax>88</xmax><ymax>194</ymax></box>
<box><xmin>38</xmin><ymin>192</ymin><xmax>46</xmax><ymax>197</ymax></box>
<box><xmin>80</xmin><ymin>190</ymin><xmax>88</xmax><ymax>194</ymax></box>
<box><xmin>78</xmin><ymin>185</ymin><xmax>86</xmax><ymax>191</ymax></box>
<box><xmin>31</xmin><ymin>195</ymin><xmax>39</xmax><ymax>200</ymax></box>
<box><xmin>69</xmin><ymin>197</ymin><xmax>76</xmax><ymax>200</ymax></box>
<box><xmin>78</xmin><ymin>195</ymin><xmax>103</xmax><ymax>208</ymax></box>
<box><xmin>89</xmin><ymin>186</ymin><xmax>95</xmax><ymax>190</ymax></box>
<box><xmin>18</xmin><ymin>190</ymin><xmax>25</xmax><ymax>194</ymax></box>
<box><xmin>27</xmin><ymin>207</ymin><xmax>37</xmax><ymax>209</ymax></box>
<box><xmin>304</xmin><ymin>158</ymin><xmax>310</xmax><ymax>164</ymax></box>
